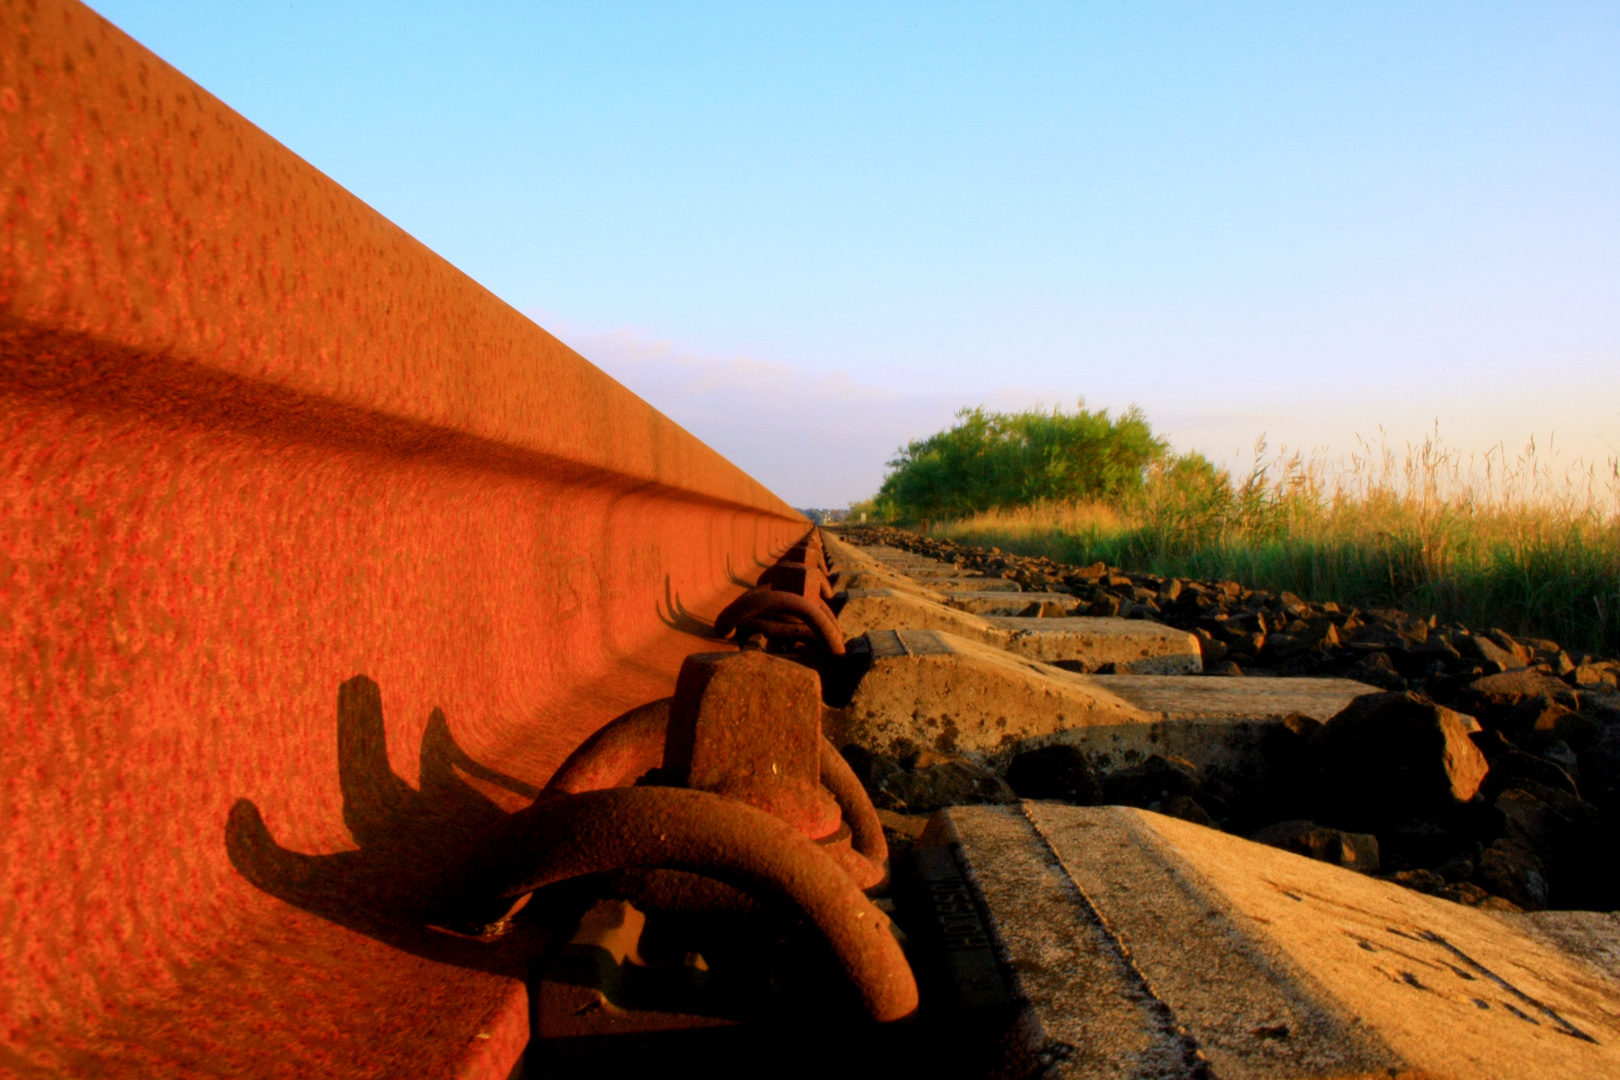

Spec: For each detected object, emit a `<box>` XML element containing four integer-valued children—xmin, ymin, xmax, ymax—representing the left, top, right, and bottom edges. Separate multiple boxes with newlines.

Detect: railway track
<box><xmin>5</xmin><ymin>5</ymin><xmax>1618</xmax><ymax>1079</ymax></box>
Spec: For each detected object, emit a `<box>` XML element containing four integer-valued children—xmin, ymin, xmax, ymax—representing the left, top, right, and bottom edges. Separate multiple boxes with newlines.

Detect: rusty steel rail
<box><xmin>0</xmin><ymin>2</ymin><xmax>815</xmax><ymax>1076</ymax></box>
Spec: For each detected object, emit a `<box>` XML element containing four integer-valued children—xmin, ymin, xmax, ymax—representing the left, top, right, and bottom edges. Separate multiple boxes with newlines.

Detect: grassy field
<box><xmin>924</xmin><ymin>434</ymin><xmax>1620</xmax><ymax>657</ymax></box>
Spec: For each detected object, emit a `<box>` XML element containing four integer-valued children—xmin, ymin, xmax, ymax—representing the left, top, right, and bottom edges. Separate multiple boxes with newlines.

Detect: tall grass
<box><xmin>928</xmin><ymin>432</ymin><xmax>1620</xmax><ymax>656</ymax></box>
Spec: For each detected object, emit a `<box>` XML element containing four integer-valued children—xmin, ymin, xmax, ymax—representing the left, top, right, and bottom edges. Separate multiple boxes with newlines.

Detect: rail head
<box><xmin>0</xmin><ymin>2</ymin><xmax>809</xmax><ymax>1077</ymax></box>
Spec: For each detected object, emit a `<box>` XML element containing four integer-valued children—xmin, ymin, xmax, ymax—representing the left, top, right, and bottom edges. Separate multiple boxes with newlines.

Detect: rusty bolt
<box><xmin>664</xmin><ymin>652</ymin><xmax>843</xmax><ymax>841</ymax></box>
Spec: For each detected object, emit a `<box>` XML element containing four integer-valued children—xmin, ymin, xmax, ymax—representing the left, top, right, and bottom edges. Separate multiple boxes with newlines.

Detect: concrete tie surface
<box><xmin>981</xmin><ymin>617</ymin><xmax>1201</xmax><ymax>672</ymax></box>
<box><xmin>833</xmin><ymin>628</ymin><xmax>1372</xmax><ymax>773</ymax></box>
<box><xmin>837</xmin><ymin>589</ymin><xmax>1202</xmax><ymax>672</ymax></box>
<box><xmin>948</xmin><ymin>590</ymin><xmax>1084</xmax><ymax>615</ymax></box>
<box><xmin>941</xmin><ymin>802</ymin><xmax>1620</xmax><ymax>1079</ymax></box>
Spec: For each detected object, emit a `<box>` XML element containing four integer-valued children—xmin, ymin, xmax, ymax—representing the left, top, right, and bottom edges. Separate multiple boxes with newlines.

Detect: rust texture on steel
<box><xmin>0</xmin><ymin>1</ymin><xmax>807</xmax><ymax>1076</ymax></box>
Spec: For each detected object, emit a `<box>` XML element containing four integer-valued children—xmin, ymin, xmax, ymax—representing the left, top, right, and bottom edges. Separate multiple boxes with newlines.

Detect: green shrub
<box><xmin>874</xmin><ymin>403</ymin><xmax>1166</xmax><ymax>522</ymax></box>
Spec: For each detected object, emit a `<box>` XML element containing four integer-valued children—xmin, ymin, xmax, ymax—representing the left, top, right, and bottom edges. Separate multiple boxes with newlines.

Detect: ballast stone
<box><xmin>832</xmin><ymin>629</ymin><xmax>1373</xmax><ymax>772</ymax></box>
<box><xmin>938</xmin><ymin>802</ymin><xmax>1620</xmax><ymax>1080</ymax></box>
<box><xmin>1307</xmin><ymin>690</ymin><xmax>1490</xmax><ymax>828</ymax></box>
<box><xmin>835</xmin><ymin>589</ymin><xmax>1201</xmax><ymax>673</ymax></box>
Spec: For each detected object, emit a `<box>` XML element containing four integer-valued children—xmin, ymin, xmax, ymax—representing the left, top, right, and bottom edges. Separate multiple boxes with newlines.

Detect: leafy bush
<box><xmin>874</xmin><ymin>403</ymin><xmax>1166</xmax><ymax>522</ymax></box>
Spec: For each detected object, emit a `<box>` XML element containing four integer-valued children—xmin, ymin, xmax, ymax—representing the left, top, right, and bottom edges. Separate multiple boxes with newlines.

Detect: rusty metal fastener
<box><xmin>774</xmin><ymin>528</ymin><xmax>827</xmax><ymax>571</ymax></box>
<box><xmin>666</xmin><ymin>652</ymin><xmax>842</xmax><ymax>837</ymax></box>
<box><xmin>544</xmin><ymin>653</ymin><xmax>887</xmax><ymax>886</ymax></box>
<box><xmin>754</xmin><ymin>561</ymin><xmax>835</xmax><ymax>601</ymax></box>
<box><xmin>713</xmin><ymin>529</ymin><xmax>842</xmax><ymax>653</ymax></box>
<box><xmin>545</xmin><ymin>699</ymin><xmax>671</xmax><ymax>795</ymax></box>
<box><xmin>455</xmin><ymin>786</ymin><xmax>916</xmax><ymax>1022</ymax></box>
<box><xmin>786</xmin><ymin>546</ymin><xmax>828</xmax><ymax>575</ymax></box>
<box><xmin>467</xmin><ymin>650</ymin><xmax>913</xmax><ymax>1021</ymax></box>
<box><xmin>545</xmin><ymin>705</ymin><xmax>888</xmax><ymax>893</ymax></box>
<box><xmin>714</xmin><ymin>589</ymin><xmax>846</xmax><ymax>655</ymax></box>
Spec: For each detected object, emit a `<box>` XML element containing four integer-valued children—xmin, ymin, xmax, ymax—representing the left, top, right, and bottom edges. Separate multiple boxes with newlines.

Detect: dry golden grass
<box><xmin>936</xmin><ymin>499</ymin><xmax>1127</xmax><ymax>538</ymax></box>
<box><xmin>930</xmin><ymin>431</ymin><xmax>1620</xmax><ymax>654</ymax></box>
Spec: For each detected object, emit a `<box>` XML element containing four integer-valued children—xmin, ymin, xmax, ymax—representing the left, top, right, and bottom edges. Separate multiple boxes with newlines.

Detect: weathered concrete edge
<box><xmin>934</xmin><ymin>805</ymin><xmax>1208</xmax><ymax>1080</ymax></box>
<box><xmin>942</xmin><ymin>803</ymin><xmax>1403</xmax><ymax>1078</ymax></box>
<box><xmin>947</xmin><ymin>803</ymin><xmax>1620</xmax><ymax>1079</ymax></box>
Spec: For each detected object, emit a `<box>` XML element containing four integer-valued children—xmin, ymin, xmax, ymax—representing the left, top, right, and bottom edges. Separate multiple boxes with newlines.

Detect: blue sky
<box><xmin>91</xmin><ymin>1</ymin><xmax>1619</xmax><ymax>506</ymax></box>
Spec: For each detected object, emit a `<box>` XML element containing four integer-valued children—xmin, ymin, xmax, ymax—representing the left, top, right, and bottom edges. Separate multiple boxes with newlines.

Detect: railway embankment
<box><xmin>831</xmin><ymin>524</ymin><xmax>1619</xmax><ymax>915</ymax></box>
